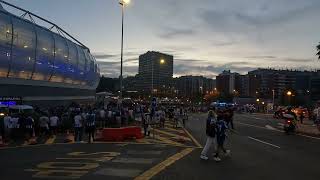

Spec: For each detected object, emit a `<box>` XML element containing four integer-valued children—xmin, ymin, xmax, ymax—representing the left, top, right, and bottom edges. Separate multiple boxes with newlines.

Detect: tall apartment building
<box><xmin>175</xmin><ymin>76</ymin><xmax>215</xmax><ymax>98</ymax></box>
<box><xmin>137</xmin><ymin>51</ymin><xmax>173</xmax><ymax>94</ymax></box>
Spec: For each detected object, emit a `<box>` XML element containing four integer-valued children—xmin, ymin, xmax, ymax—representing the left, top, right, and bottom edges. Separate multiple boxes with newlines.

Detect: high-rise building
<box><xmin>216</xmin><ymin>70</ymin><xmax>239</xmax><ymax>95</ymax></box>
<box><xmin>175</xmin><ymin>76</ymin><xmax>215</xmax><ymax>98</ymax></box>
<box><xmin>248</xmin><ymin>68</ymin><xmax>319</xmax><ymax>102</ymax></box>
<box><xmin>137</xmin><ymin>51</ymin><xmax>173</xmax><ymax>94</ymax></box>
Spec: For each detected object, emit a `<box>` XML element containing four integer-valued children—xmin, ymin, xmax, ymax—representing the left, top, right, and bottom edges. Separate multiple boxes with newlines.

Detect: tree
<box><xmin>317</xmin><ymin>43</ymin><xmax>320</xmax><ymax>59</ymax></box>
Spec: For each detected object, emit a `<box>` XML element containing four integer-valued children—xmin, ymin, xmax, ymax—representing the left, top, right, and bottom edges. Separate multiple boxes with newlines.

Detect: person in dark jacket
<box><xmin>200</xmin><ymin>109</ymin><xmax>217</xmax><ymax>160</ymax></box>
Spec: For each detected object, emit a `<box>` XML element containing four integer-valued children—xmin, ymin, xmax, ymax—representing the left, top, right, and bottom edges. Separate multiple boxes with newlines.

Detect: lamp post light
<box><xmin>287</xmin><ymin>90</ymin><xmax>292</xmax><ymax>106</ymax></box>
<box><xmin>151</xmin><ymin>59</ymin><xmax>165</xmax><ymax>96</ymax></box>
<box><xmin>119</xmin><ymin>0</ymin><xmax>130</xmax><ymax>101</ymax></box>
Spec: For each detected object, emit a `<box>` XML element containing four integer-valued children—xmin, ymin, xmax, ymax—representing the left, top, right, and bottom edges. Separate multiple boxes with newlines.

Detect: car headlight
<box><xmin>0</xmin><ymin>113</ymin><xmax>5</xmax><ymax>116</ymax></box>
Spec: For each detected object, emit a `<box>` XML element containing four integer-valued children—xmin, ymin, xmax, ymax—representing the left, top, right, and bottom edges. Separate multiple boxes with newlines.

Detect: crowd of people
<box><xmin>0</xmin><ymin>102</ymin><xmax>190</xmax><ymax>144</ymax></box>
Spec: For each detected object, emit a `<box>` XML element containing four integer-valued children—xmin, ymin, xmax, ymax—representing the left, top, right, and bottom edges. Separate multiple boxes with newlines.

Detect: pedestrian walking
<box><xmin>214</xmin><ymin>110</ymin><xmax>231</xmax><ymax>162</ymax></box>
<box><xmin>160</xmin><ymin>108</ymin><xmax>166</xmax><ymax>128</ymax></box>
<box><xmin>99</xmin><ymin>108</ymin><xmax>106</xmax><ymax>128</ymax></box>
<box><xmin>49</xmin><ymin>114</ymin><xmax>59</xmax><ymax>136</ymax></box>
<box><xmin>299</xmin><ymin>112</ymin><xmax>304</xmax><ymax>124</ymax></box>
<box><xmin>39</xmin><ymin>114</ymin><xmax>49</xmax><ymax>137</ymax></box>
<box><xmin>25</xmin><ymin>115</ymin><xmax>34</xmax><ymax>140</ymax></box>
<box><xmin>85</xmin><ymin>110</ymin><xmax>96</xmax><ymax>143</ymax></box>
<box><xmin>200</xmin><ymin>109</ymin><xmax>217</xmax><ymax>160</ymax></box>
<box><xmin>3</xmin><ymin>113</ymin><xmax>11</xmax><ymax>141</ymax></box>
<box><xmin>74</xmin><ymin>111</ymin><xmax>84</xmax><ymax>142</ymax></box>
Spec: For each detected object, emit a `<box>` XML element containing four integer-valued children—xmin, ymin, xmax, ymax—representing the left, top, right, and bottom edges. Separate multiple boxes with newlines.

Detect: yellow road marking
<box><xmin>183</xmin><ymin>128</ymin><xmax>202</xmax><ymax>148</ymax></box>
<box><xmin>154</xmin><ymin>129</ymin><xmax>191</xmax><ymax>142</ymax></box>
<box><xmin>56</xmin><ymin>157</ymin><xmax>114</xmax><ymax>162</ymax></box>
<box><xmin>134</xmin><ymin>148</ymin><xmax>194</xmax><ymax>180</ymax></box>
<box><xmin>32</xmin><ymin>169</ymin><xmax>88</xmax><ymax>179</ymax></box>
<box><xmin>154</xmin><ymin>135</ymin><xmax>184</xmax><ymax>146</ymax></box>
<box><xmin>45</xmin><ymin>135</ymin><xmax>56</xmax><ymax>144</ymax></box>
<box><xmin>37</xmin><ymin>162</ymin><xmax>99</xmax><ymax>170</ymax></box>
<box><xmin>164</xmin><ymin>127</ymin><xmax>184</xmax><ymax>133</ymax></box>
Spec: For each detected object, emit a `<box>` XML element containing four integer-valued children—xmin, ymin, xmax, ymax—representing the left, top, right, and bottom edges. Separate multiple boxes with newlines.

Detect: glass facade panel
<box><xmin>76</xmin><ymin>46</ymin><xmax>86</xmax><ymax>85</ymax></box>
<box><xmin>0</xmin><ymin>13</ymin><xmax>12</xmax><ymax>77</ymax></box>
<box><xmin>66</xmin><ymin>40</ymin><xmax>78</xmax><ymax>84</ymax></box>
<box><xmin>9</xmin><ymin>17</ymin><xmax>36</xmax><ymax>79</ymax></box>
<box><xmin>32</xmin><ymin>26</ymin><xmax>54</xmax><ymax>81</ymax></box>
<box><xmin>50</xmin><ymin>34</ymin><xmax>68</xmax><ymax>83</ymax></box>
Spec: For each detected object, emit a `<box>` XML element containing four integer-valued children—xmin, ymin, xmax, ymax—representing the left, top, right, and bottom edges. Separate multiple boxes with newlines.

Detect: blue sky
<box><xmin>3</xmin><ymin>0</ymin><xmax>320</xmax><ymax>78</ymax></box>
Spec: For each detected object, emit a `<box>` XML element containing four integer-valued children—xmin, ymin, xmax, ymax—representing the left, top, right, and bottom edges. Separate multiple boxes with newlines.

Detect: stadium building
<box><xmin>0</xmin><ymin>1</ymin><xmax>100</xmax><ymax>106</ymax></box>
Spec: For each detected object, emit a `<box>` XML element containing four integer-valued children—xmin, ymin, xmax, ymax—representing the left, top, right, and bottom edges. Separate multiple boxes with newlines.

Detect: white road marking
<box><xmin>248</xmin><ymin>136</ymin><xmax>281</xmax><ymax>149</ymax></box>
<box><xmin>296</xmin><ymin>134</ymin><xmax>320</xmax><ymax>140</ymax></box>
<box><xmin>265</xmin><ymin>125</ymin><xmax>277</xmax><ymax>131</ymax></box>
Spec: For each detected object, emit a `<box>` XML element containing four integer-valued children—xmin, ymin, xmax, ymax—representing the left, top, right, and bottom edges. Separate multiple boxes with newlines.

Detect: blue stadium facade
<box><xmin>0</xmin><ymin>2</ymin><xmax>100</xmax><ymax>106</ymax></box>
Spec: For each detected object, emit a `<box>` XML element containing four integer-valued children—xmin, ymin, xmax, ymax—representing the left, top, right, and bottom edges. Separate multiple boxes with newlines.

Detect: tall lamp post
<box><xmin>119</xmin><ymin>0</ymin><xmax>130</xmax><ymax>100</ymax></box>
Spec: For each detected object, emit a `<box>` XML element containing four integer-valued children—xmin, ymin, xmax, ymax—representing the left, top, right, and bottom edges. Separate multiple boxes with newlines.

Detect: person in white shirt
<box><xmin>3</xmin><ymin>114</ymin><xmax>11</xmax><ymax>139</ymax></box>
<box><xmin>74</xmin><ymin>112</ymin><xmax>83</xmax><ymax>142</ymax></box>
<box><xmin>99</xmin><ymin>109</ymin><xmax>106</xmax><ymax>128</ymax></box>
<box><xmin>107</xmin><ymin>109</ymin><xmax>112</xmax><ymax>127</ymax></box>
<box><xmin>39</xmin><ymin>114</ymin><xmax>49</xmax><ymax>137</ymax></box>
<box><xmin>160</xmin><ymin>109</ymin><xmax>166</xmax><ymax>128</ymax></box>
<box><xmin>49</xmin><ymin>115</ymin><xmax>59</xmax><ymax>136</ymax></box>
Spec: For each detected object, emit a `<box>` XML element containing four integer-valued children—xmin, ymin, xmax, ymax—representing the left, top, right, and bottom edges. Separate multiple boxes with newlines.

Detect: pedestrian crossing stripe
<box><xmin>154</xmin><ymin>129</ymin><xmax>192</xmax><ymax>142</ymax></box>
<box><xmin>164</xmin><ymin>127</ymin><xmax>185</xmax><ymax>133</ymax></box>
<box><xmin>153</xmin><ymin>135</ymin><xmax>184</xmax><ymax>146</ymax></box>
<box><xmin>45</xmin><ymin>136</ymin><xmax>56</xmax><ymax>144</ymax></box>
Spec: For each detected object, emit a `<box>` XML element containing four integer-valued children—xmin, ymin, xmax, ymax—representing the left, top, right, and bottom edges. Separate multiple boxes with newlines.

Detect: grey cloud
<box><xmin>246</xmin><ymin>56</ymin><xmax>277</xmax><ymax>59</ymax></box>
<box><xmin>92</xmin><ymin>53</ymin><xmax>117</xmax><ymax>59</ymax></box>
<box><xmin>159</xmin><ymin>27</ymin><xmax>196</xmax><ymax>39</ymax></box>
<box><xmin>283</xmin><ymin>58</ymin><xmax>314</xmax><ymax>63</ymax></box>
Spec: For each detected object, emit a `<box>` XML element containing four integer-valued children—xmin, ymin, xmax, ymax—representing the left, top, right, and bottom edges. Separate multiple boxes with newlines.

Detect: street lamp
<box><xmin>119</xmin><ymin>0</ymin><xmax>130</xmax><ymax>101</ymax></box>
<box><xmin>151</xmin><ymin>59</ymin><xmax>165</xmax><ymax>96</ymax></box>
<box><xmin>256</xmin><ymin>98</ymin><xmax>260</xmax><ymax>102</ymax></box>
<box><xmin>286</xmin><ymin>91</ymin><xmax>292</xmax><ymax>106</ymax></box>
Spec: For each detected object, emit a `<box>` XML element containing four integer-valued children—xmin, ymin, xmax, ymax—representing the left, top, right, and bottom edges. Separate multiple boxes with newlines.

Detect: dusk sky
<box><xmin>4</xmin><ymin>0</ymin><xmax>320</xmax><ymax>78</ymax></box>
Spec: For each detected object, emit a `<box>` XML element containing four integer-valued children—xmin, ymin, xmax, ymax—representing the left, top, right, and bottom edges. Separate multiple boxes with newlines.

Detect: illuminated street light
<box><xmin>287</xmin><ymin>91</ymin><xmax>292</xmax><ymax>96</ymax></box>
<box><xmin>120</xmin><ymin>0</ymin><xmax>130</xmax><ymax>5</ymax></box>
<box><xmin>262</xmin><ymin>102</ymin><xmax>265</xmax><ymax>105</ymax></box>
<box><xmin>256</xmin><ymin>98</ymin><xmax>260</xmax><ymax>102</ymax></box>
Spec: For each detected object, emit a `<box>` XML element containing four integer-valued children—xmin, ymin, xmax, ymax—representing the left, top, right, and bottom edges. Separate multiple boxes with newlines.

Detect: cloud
<box><xmin>92</xmin><ymin>53</ymin><xmax>116</xmax><ymax>59</ymax></box>
<box><xmin>158</xmin><ymin>27</ymin><xmax>196</xmax><ymax>39</ymax></box>
<box><xmin>245</xmin><ymin>56</ymin><xmax>277</xmax><ymax>59</ymax></box>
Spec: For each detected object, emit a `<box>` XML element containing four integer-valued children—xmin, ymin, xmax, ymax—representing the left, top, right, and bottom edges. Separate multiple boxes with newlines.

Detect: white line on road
<box><xmin>265</xmin><ymin>125</ymin><xmax>278</xmax><ymax>131</ymax></box>
<box><xmin>296</xmin><ymin>134</ymin><xmax>320</xmax><ymax>140</ymax></box>
<box><xmin>237</xmin><ymin>121</ymin><xmax>320</xmax><ymax>140</ymax></box>
<box><xmin>248</xmin><ymin>136</ymin><xmax>281</xmax><ymax>149</ymax></box>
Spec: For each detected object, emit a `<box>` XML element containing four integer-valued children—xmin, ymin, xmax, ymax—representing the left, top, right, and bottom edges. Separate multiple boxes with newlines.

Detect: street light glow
<box><xmin>120</xmin><ymin>0</ymin><xmax>130</xmax><ymax>5</ymax></box>
<box><xmin>256</xmin><ymin>98</ymin><xmax>260</xmax><ymax>102</ymax></box>
<box><xmin>160</xmin><ymin>59</ymin><xmax>165</xmax><ymax>64</ymax></box>
<box><xmin>287</xmin><ymin>91</ymin><xmax>292</xmax><ymax>96</ymax></box>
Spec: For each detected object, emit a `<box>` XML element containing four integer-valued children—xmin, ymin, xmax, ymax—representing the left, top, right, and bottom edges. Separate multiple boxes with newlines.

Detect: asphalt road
<box><xmin>1</xmin><ymin>113</ymin><xmax>319</xmax><ymax>180</ymax></box>
<box><xmin>153</xmin><ymin>113</ymin><xmax>320</xmax><ymax>180</ymax></box>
